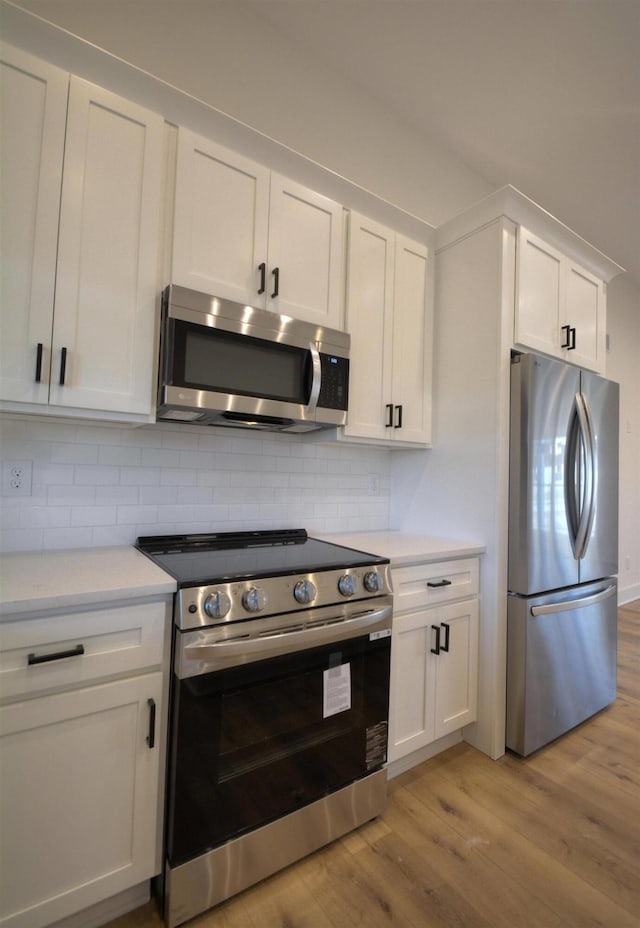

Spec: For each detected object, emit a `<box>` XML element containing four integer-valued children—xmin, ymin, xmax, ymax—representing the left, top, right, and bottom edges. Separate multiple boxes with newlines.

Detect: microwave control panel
<box><xmin>318</xmin><ymin>354</ymin><xmax>349</xmax><ymax>410</ymax></box>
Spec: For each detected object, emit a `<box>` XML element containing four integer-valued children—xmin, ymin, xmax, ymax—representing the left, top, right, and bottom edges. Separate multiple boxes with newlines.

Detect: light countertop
<box><xmin>0</xmin><ymin>546</ymin><xmax>176</xmax><ymax>618</ymax></box>
<box><xmin>317</xmin><ymin>531</ymin><xmax>485</xmax><ymax>565</ymax></box>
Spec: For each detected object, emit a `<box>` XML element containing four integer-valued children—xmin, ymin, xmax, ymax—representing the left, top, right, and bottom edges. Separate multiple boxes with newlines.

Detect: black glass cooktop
<box><xmin>136</xmin><ymin>529</ymin><xmax>387</xmax><ymax>588</ymax></box>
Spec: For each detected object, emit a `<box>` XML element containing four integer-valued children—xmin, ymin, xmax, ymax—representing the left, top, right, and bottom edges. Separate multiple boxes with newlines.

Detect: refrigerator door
<box><xmin>506</xmin><ymin>579</ymin><xmax>617</xmax><ymax>756</ymax></box>
<box><xmin>579</xmin><ymin>371</ymin><xmax>619</xmax><ymax>582</ymax></box>
<box><xmin>509</xmin><ymin>353</ymin><xmax>580</xmax><ymax>595</ymax></box>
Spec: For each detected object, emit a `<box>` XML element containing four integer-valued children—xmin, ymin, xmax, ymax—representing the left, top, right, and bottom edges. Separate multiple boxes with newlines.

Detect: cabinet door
<box><xmin>515</xmin><ymin>226</ymin><xmax>564</xmax><ymax>358</ymax></box>
<box><xmin>0</xmin><ymin>672</ymin><xmax>162</xmax><ymax>928</ymax></box>
<box><xmin>564</xmin><ymin>260</ymin><xmax>605</xmax><ymax>372</ymax></box>
<box><xmin>0</xmin><ymin>44</ymin><xmax>68</xmax><ymax>404</ymax></box>
<box><xmin>267</xmin><ymin>174</ymin><xmax>344</xmax><ymax>329</ymax></box>
<box><xmin>388</xmin><ymin>608</ymin><xmax>435</xmax><ymax>761</ymax></box>
<box><xmin>433</xmin><ymin>599</ymin><xmax>479</xmax><ymax>739</ymax></box>
<box><xmin>390</xmin><ymin>234</ymin><xmax>430</xmax><ymax>444</ymax></box>
<box><xmin>343</xmin><ymin>212</ymin><xmax>394</xmax><ymax>441</ymax></box>
<box><xmin>172</xmin><ymin>129</ymin><xmax>270</xmax><ymax>306</ymax></box>
<box><xmin>49</xmin><ymin>78</ymin><xmax>163</xmax><ymax>415</ymax></box>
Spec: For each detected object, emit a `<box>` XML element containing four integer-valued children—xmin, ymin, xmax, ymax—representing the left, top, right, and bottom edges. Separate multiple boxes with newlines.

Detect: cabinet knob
<box><xmin>258</xmin><ymin>262</ymin><xmax>266</xmax><ymax>294</ymax></box>
<box><xmin>271</xmin><ymin>266</ymin><xmax>280</xmax><ymax>298</ymax></box>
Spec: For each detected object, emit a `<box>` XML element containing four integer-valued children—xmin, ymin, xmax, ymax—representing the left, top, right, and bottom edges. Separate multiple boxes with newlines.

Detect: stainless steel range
<box><xmin>136</xmin><ymin>529</ymin><xmax>392</xmax><ymax>928</ymax></box>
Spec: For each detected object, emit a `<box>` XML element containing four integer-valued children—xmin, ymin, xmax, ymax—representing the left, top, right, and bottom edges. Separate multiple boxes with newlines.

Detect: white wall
<box><xmin>606</xmin><ymin>275</ymin><xmax>640</xmax><ymax>604</ymax></box>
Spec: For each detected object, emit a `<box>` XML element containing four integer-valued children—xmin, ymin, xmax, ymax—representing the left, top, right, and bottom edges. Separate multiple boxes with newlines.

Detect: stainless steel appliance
<box><xmin>136</xmin><ymin>529</ymin><xmax>392</xmax><ymax>928</ymax></box>
<box><xmin>506</xmin><ymin>351</ymin><xmax>619</xmax><ymax>756</ymax></box>
<box><xmin>156</xmin><ymin>285</ymin><xmax>350</xmax><ymax>432</ymax></box>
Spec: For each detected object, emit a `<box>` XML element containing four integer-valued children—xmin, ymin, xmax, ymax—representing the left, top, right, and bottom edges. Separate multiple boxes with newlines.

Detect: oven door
<box><xmin>166</xmin><ymin>603</ymin><xmax>391</xmax><ymax>868</ymax></box>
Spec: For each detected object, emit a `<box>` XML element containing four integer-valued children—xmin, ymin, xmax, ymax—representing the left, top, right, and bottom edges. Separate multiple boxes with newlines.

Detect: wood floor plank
<box><xmin>106</xmin><ymin>599</ymin><xmax>640</xmax><ymax>928</ymax></box>
<box><xmin>417</xmin><ymin>750</ymin><xmax>640</xmax><ymax>918</ymax></box>
<box><xmin>385</xmin><ymin>786</ymin><xmax>566</xmax><ymax>928</ymax></box>
<box><xmin>404</xmin><ymin>757</ymin><xmax>640</xmax><ymax>928</ymax></box>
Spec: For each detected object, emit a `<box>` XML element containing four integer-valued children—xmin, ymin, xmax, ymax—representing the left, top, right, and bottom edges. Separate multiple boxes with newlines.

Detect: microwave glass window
<box><xmin>176</xmin><ymin>323</ymin><xmax>310</xmax><ymax>404</ymax></box>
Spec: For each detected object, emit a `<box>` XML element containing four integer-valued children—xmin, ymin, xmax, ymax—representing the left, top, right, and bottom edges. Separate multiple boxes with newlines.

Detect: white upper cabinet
<box><xmin>344</xmin><ymin>212</ymin><xmax>431</xmax><ymax>446</ymax></box>
<box><xmin>515</xmin><ymin>226</ymin><xmax>606</xmax><ymax>373</ymax></box>
<box><xmin>0</xmin><ymin>43</ymin><xmax>164</xmax><ymax>419</ymax></box>
<box><xmin>173</xmin><ymin>132</ymin><xmax>270</xmax><ymax>305</ymax></box>
<box><xmin>172</xmin><ymin>129</ymin><xmax>345</xmax><ymax>330</ymax></box>
<box><xmin>0</xmin><ymin>45</ymin><xmax>67</xmax><ymax>406</ymax></box>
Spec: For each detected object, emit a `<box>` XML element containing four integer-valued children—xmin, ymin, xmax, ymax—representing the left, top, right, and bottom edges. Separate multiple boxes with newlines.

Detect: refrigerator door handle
<box><xmin>574</xmin><ymin>392</ymin><xmax>596</xmax><ymax>560</ymax></box>
<box><xmin>565</xmin><ymin>392</ymin><xmax>595</xmax><ymax>560</ymax></box>
<box><xmin>530</xmin><ymin>583</ymin><xmax>616</xmax><ymax>616</ymax></box>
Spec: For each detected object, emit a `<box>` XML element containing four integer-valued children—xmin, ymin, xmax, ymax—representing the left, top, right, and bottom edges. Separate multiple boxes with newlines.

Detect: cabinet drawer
<box><xmin>391</xmin><ymin>558</ymin><xmax>479</xmax><ymax>612</ymax></box>
<box><xmin>0</xmin><ymin>601</ymin><xmax>168</xmax><ymax>701</ymax></box>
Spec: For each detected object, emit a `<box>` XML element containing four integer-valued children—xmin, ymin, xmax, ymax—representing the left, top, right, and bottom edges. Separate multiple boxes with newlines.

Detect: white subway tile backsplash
<box><xmin>20</xmin><ymin>507</ymin><xmax>72</xmax><ymax>528</ymax></box>
<box><xmin>161</xmin><ymin>468</ymin><xmax>197</xmax><ymax>487</ymax></box>
<box><xmin>0</xmin><ymin>418</ymin><xmax>390</xmax><ymax>552</ymax></box>
<box><xmin>51</xmin><ymin>443</ymin><xmax>99</xmax><ymax>465</ymax></box>
<box><xmin>71</xmin><ymin>506</ymin><xmax>117</xmax><ymax>526</ymax></box>
<box><xmin>47</xmin><ymin>485</ymin><xmax>96</xmax><ymax>505</ymax></box>
<box><xmin>74</xmin><ymin>465</ymin><xmax>120</xmax><ymax>486</ymax></box>
<box><xmin>141</xmin><ymin>447</ymin><xmax>180</xmax><ymax>467</ymax></box>
<box><xmin>42</xmin><ymin>527</ymin><xmax>94</xmax><ymax>549</ymax></box>
<box><xmin>119</xmin><ymin>466</ymin><xmax>161</xmax><ymax>486</ymax></box>
<box><xmin>96</xmin><ymin>486</ymin><xmax>140</xmax><ymax>505</ymax></box>
<box><xmin>98</xmin><ymin>445</ymin><xmax>143</xmax><ymax>466</ymax></box>
<box><xmin>116</xmin><ymin>505</ymin><xmax>159</xmax><ymax>525</ymax></box>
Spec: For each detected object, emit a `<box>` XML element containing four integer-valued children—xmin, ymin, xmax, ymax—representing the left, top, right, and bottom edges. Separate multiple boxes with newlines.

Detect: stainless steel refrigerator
<box><xmin>506</xmin><ymin>351</ymin><xmax>619</xmax><ymax>756</ymax></box>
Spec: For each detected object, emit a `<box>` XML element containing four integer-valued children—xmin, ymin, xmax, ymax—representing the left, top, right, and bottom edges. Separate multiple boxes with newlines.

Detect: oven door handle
<box><xmin>182</xmin><ymin>604</ymin><xmax>392</xmax><ymax>667</ymax></box>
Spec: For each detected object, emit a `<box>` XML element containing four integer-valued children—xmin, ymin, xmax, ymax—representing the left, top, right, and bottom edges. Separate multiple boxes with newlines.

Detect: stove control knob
<box><xmin>203</xmin><ymin>591</ymin><xmax>231</xmax><ymax>619</ymax></box>
<box><xmin>338</xmin><ymin>574</ymin><xmax>358</xmax><ymax>597</ymax></box>
<box><xmin>294</xmin><ymin>579</ymin><xmax>317</xmax><ymax>605</ymax></box>
<box><xmin>363</xmin><ymin>571</ymin><xmax>380</xmax><ymax>593</ymax></box>
<box><xmin>242</xmin><ymin>587</ymin><xmax>268</xmax><ymax>613</ymax></box>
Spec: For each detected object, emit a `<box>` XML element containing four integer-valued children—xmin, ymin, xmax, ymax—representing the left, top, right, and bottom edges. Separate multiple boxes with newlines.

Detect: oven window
<box><xmin>171</xmin><ymin>319</ymin><xmax>311</xmax><ymax>404</ymax></box>
<box><xmin>166</xmin><ymin>633</ymin><xmax>390</xmax><ymax>867</ymax></box>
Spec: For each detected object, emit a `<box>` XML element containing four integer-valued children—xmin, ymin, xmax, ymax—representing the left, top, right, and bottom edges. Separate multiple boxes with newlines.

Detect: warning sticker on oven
<box><xmin>323</xmin><ymin>662</ymin><xmax>351</xmax><ymax>717</ymax></box>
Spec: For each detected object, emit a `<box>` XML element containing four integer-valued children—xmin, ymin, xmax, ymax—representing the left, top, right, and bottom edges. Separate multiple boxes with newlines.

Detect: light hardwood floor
<box><xmin>110</xmin><ymin>600</ymin><xmax>640</xmax><ymax>928</ymax></box>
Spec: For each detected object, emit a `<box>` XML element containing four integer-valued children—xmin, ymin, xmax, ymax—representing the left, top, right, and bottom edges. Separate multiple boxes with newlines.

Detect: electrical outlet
<box><xmin>2</xmin><ymin>460</ymin><xmax>33</xmax><ymax>497</ymax></box>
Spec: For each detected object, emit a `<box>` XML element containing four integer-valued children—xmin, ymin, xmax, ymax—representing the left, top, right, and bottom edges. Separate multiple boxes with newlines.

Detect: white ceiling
<box><xmin>245</xmin><ymin>0</ymin><xmax>640</xmax><ymax>287</ymax></box>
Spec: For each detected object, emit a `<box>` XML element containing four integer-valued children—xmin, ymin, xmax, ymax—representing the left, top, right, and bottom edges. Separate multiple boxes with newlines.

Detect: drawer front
<box><xmin>392</xmin><ymin>558</ymin><xmax>479</xmax><ymax>613</ymax></box>
<box><xmin>0</xmin><ymin>601</ymin><xmax>168</xmax><ymax>701</ymax></box>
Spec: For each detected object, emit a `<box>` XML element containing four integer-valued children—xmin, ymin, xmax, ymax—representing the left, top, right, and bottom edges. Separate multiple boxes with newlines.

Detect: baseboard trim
<box><xmin>48</xmin><ymin>882</ymin><xmax>151</xmax><ymax>928</ymax></box>
<box><xmin>386</xmin><ymin>731</ymin><xmax>463</xmax><ymax>779</ymax></box>
<box><xmin>619</xmin><ymin>583</ymin><xmax>640</xmax><ymax>606</ymax></box>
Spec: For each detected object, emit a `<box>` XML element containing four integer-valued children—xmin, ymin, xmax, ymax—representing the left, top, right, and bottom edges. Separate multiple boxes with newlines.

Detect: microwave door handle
<box><xmin>306</xmin><ymin>343</ymin><xmax>322</xmax><ymax>415</ymax></box>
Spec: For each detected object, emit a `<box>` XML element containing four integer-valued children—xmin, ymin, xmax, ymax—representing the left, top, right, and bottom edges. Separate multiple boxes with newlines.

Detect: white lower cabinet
<box><xmin>388</xmin><ymin>559</ymin><xmax>479</xmax><ymax>763</ymax></box>
<box><xmin>0</xmin><ymin>601</ymin><xmax>168</xmax><ymax>928</ymax></box>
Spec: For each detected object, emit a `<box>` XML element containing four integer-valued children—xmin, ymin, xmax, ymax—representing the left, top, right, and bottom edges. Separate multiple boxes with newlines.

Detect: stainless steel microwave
<box><xmin>156</xmin><ymin>285</ymin><xmax>350</xmax><ymax>432</ymax></box>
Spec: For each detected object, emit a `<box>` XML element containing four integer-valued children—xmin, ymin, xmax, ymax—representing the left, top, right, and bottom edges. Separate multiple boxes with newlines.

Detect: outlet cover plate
<box><xmin>2</xmin><ymin>460</ymin><xmax>33</xmax><ymax>497</ymax></box>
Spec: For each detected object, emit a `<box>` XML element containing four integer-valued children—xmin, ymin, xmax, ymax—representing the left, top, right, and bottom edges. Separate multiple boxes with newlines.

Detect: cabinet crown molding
<box><xmin>435</xmin><ymin>184</ymin><xmax>624</xmax><ymax>284</ymax></box>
